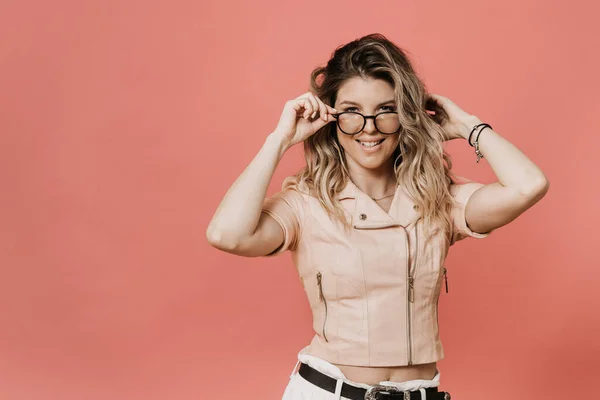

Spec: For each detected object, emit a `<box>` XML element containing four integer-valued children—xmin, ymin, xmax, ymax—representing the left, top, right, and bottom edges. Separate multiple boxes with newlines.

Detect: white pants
<box><xmin>282</xmin><ymin>345</ymin><xmax>441</xmax><ymax>399</ymax></box>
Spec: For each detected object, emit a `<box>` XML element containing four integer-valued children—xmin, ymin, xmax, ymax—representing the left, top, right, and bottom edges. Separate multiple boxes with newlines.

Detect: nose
<box><xmin>362</xmin><ymin>116</ymin><xmax>377</xmax><ymax>134</ymax></box>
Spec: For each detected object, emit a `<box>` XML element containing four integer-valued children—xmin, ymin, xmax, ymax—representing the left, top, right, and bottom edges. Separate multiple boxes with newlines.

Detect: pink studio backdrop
<box><xmin>0</xmin><ymin>0</ymin><xmax>598</xmax><ymax>399</ymax></box>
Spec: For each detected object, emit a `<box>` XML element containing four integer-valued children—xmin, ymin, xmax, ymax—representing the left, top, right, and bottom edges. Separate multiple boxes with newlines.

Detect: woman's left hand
<box><xmin>425</xmin><ymin>93</ymin><xmax>480</xmax><ymax>142</ymax></box>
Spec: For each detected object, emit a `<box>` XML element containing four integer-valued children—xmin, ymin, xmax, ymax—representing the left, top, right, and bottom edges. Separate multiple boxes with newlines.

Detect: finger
<box><xmin>290</xmin><ymin>99</ymin><xmax>311</xmax><ymax>119</ymax></box>
<box><xmin>290</xmin><ymin>99</ymin><xmax>305</xmax><ymax>113</ymax></box>
<box><xmin>307</xmin><ymin>94</ymin><xmax>320</xmax><ymax>119</ymax></box>
<box><xmin>296</xmin><ymin>91</ymin><xmax>318</xmax><ymax>119</ymax></box>
<box><xmin>314</xmin><ymin>97</ymin><xmax>329</xmax><ymax>121</ymax></box>
<box><xmin>289</xmin><ymin>99</ymin><xmax>303</xmax><ymax>113</ymax></box>
<box><xmin>310</xmin><ymin>112</ymin><xmax>333</xmax><ymax>130</ymax></box>
<box><xmin>301</xmin><ymin>98</ymin><xmax>314</xmax><ymax>119</ymax></box>
<box><xmin>325</xmin><ymin>104</ymin><xmax>338</xmax><ymax>114</ymax></box>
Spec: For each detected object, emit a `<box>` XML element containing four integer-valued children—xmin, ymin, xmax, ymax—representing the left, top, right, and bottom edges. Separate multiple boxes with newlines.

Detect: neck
<box><xmin>346</xmin><ymin>163</ymin><xmax>398</xmax><ymax>200</ymax></box>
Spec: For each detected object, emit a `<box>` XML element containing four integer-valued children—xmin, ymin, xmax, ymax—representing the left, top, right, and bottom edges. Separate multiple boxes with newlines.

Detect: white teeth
<box><xmin>359</xmin><ymin>140</ymin><xmax>384</xmax><ymax>148</ymax></box>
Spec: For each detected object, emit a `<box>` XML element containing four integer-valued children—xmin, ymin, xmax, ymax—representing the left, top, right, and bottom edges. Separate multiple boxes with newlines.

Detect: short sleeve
<box><xmin>260</xmin><ymin>188</ymin><xmax>305</xmax><ymax>257</ymax></box>
<box><xmin>450</xmin><ymin>181</ymin><xmax>491</xmax><ymax>245</ymax></box>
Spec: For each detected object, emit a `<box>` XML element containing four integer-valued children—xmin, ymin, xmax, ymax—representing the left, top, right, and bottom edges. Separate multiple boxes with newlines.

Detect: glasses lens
<box><xmin>338</xmin><ymin>113</ymin><xmax>364</xmax><ymax>135</ymax></box>
<box><xmin>375</xmin><ymin>113</ymin><xmax>401</xmax><ymax>134</ymax></box>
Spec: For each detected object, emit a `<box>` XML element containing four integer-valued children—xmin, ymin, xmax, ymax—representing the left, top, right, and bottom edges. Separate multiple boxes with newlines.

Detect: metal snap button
<box><xmin>359</xmin><ymin>213</ymin><xmax>367</xmax><ymax>220</ymax></box>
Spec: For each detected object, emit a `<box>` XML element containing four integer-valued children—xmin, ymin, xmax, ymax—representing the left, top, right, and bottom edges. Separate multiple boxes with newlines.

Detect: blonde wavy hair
<box><xmin>284</xmin><ymin>33</ymin><xmax>466</xmax><ymax>246</ymax></box>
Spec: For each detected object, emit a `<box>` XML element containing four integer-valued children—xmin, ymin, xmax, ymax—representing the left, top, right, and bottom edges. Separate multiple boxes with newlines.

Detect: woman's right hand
<box><xmin>271</xmin><ymin>92</ymin><xmax>338</xmax><ymax>149</ymax></box>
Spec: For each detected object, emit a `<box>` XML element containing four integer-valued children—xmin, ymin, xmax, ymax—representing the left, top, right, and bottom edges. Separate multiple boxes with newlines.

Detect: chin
<box><xmin>354</xmin><ymin>158</ymin><xmax>391</xmax><ymax>170</ymax></box>
<box><xmin>347</xmin><ymin>151</ymin><xmax>396</xmax><ymax>170</ymax></box>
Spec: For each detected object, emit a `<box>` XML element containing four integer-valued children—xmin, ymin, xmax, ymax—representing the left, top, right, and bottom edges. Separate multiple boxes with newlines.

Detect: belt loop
<box><xmin>334</xmin><ymin>379</ymin><xmax>343</xmax><ymax>399</ymax></box>
<box><xmin>289</xmin><ymin>359</ymin><xmax>301</xmax><ymax>379</ymax></box>
<box><xmin>419</xmin><ymin>388</ymin><xmax>426</xmax><ymax>400</ymax></box>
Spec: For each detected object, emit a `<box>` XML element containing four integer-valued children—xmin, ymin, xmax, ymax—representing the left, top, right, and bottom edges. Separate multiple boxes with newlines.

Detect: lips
<box><xmin>356</xmin><ymin>138</ymin><xmax>386</xmax><ymax>150</ymax></box>
<box><xmin>356</xmin><ymin>139</ymin><xmax>385</xmax><ymax>144</ymax></box>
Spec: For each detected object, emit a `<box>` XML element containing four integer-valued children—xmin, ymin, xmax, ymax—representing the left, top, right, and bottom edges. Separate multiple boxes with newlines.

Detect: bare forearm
<box><xmin>206</xmin><ymin>132</ymin><xmax>289</xmax><ymax>247</ymax></box>
<box><xmin>459</xmin><ymin>116</ymin><xmax>549</xmax><ymax>195</ymax></box>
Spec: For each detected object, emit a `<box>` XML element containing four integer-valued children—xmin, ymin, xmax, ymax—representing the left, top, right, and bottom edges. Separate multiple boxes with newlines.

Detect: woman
<box><xmin>207</xmin><ymin>33</ymin><xmax>549</xmax><ymax>400</ymax></box>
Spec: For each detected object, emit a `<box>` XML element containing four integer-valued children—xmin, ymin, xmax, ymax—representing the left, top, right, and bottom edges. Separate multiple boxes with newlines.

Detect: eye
<box><xmin>343</xmin><ymin>106</ymin><xmax>396</xmax><ymax>113</ymax></box>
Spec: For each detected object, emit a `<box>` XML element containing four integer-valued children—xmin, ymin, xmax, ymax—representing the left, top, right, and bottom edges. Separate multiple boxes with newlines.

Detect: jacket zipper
<box><xmin>435</xmin><ymin>267</ymin><xmax>448</xmax><ymax>335</ymax></box>
<box><xmin>443</xmin><ymin>267</ymin><xmax>449</xmax><ymax>293</ymax></box>
<box><xmin>316</xmin><ymin>271</ymin><xmax>329</xmax><ymax>342</ymax></box>
<box><xmin>353</xmin><ymin>215</ymin><xmax>420</xmax><ymax>364</ymax></box>
<box><xmin>405</xmin><ymin>222</ymin><xmax>419</xmax><ymax>365</ymax></box>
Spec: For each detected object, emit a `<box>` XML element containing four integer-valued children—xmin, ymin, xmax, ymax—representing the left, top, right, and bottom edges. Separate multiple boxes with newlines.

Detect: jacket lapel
<box><xmin>336</xmin><ymin>179</ymin><xmax>421</xmax><ymax>229</ymax></box>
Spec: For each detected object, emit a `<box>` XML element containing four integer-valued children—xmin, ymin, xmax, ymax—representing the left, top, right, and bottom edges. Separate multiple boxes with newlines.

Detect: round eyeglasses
<box><xmin>331</xmin><ymin>111</ymin><xmax>401</xmax><ymax>135</ymax></box>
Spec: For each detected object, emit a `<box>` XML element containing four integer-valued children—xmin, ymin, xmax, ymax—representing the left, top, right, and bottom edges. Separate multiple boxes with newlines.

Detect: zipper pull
<box><xmin>443</xmin><ymin>267</ymin><xmax>449</xmax><ymax>293</ymax></box>
<box><xmin>317</xmin><ymin>271</ymin><xmax>323</xmax><ymax>301</ymax></box>
<box><xmin>409</xmin><ymin>276</ymin><xmax>415</xmax><ymax>303</ymax></box>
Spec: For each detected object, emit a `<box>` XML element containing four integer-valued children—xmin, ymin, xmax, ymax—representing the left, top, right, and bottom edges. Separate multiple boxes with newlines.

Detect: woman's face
<box><xmin>333</xmin><ymin>76</ymin><xmax>401</xmax><ymax>173</ymax></box>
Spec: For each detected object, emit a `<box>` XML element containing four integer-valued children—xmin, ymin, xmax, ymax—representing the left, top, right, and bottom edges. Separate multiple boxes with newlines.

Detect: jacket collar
<box><xmin>336</xmin><ymin>179</ymin><xmax>421</xmax><ymax>229</ymax></box>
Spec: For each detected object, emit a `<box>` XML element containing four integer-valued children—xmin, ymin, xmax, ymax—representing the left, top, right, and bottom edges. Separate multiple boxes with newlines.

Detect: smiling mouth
<box><xmin>356</xmin><ymin>138</ymin><xmax>385</xmax><ymax>148</ymax></box>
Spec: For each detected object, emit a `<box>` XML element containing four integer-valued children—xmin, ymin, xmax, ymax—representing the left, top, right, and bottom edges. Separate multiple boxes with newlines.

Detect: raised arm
<box><xmin>206</xmin><ymin>92</ymin><xmax>337</xmax><ymax>257</ymax></box>
<box><xmin>206</xmin><ymin>133</ymin><xmax>291</xmax><ymax>257</ymax></box>
<box><xmin>456</xmin><ymin>116</ymin><xmax>549</xmax><ymax>236</ymax></box>
<box><xmin>427</xmin><ymin>93</ymin><xmax>550</xmax><ymax>241</ymax></box>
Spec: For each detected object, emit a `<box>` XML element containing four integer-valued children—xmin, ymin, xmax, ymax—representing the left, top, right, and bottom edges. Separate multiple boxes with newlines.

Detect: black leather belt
<box><xmin>298</xmin><ymin>362</ymin><xmax>451</xmax><ymax>400</ymax></box>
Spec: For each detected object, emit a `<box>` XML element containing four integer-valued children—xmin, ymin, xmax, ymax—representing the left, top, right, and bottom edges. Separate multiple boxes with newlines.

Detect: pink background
<box><xmin>1</xmin><ymin>0</ymin><xmax>598</xmax><ymax>399</ymax></box>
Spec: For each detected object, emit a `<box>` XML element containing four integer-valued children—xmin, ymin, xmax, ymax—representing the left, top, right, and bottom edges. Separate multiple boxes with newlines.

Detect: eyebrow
<box><xmin>338</xmin><ymin>100</ymin><xmax>396</xmax><ymax>108</ymax></box>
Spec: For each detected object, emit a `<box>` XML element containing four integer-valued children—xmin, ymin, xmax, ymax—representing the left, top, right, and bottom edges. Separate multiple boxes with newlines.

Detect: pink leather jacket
<box><xmin>261</xmin><ymin>176</ymin><xmax>491</xmax><ymax>367</ymax></box>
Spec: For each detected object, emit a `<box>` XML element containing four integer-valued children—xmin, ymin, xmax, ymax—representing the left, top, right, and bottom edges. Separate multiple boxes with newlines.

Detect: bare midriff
<box><xmin>332</xmin><ymin>362</ymin><xmax>438</xmax><ymax>386</ymax></box>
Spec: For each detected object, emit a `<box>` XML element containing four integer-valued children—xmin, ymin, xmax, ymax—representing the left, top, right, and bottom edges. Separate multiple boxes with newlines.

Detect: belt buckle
<box><xmin>364</xmin><ymin>385</ymin><xmax>409</xmax><ymax>400</ymax></box>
